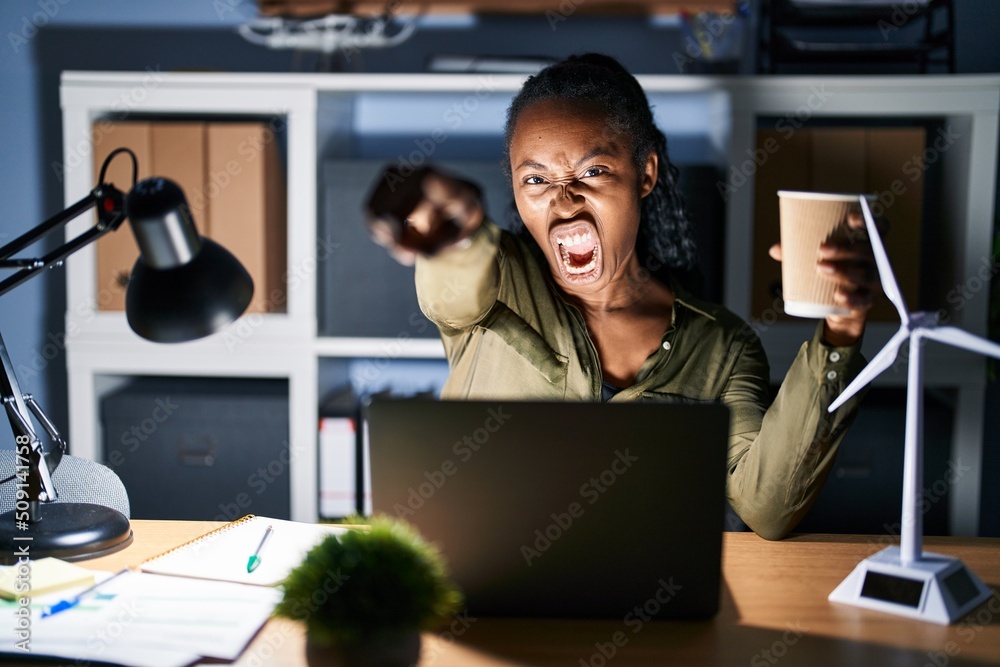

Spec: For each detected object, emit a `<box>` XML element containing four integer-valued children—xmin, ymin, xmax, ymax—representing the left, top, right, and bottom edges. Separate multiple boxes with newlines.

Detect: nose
<box><xmin>549</xmin><ymin>181</ymin><xmax>585</xmax><ymax>217</ymax></box>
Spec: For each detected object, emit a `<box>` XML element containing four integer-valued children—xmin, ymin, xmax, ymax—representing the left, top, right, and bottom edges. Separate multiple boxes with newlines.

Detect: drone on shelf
<box><xmin>238</xmin><ymin>11</ymin><xmax>418</xmax><ymax>56</ymax></box>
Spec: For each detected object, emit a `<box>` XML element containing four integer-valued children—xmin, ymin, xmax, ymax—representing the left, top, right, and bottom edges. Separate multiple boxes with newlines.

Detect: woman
<box><xmin>366</xmin><ymin>54</ymin><xmax>877</xmax><ymax>540</ymax></box>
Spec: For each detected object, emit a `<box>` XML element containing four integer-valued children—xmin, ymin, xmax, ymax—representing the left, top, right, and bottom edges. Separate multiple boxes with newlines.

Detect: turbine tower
<box><xmin>827</xmin><ymin>196</ymin><xmax>997</xmax><ymax>624</ymax></box>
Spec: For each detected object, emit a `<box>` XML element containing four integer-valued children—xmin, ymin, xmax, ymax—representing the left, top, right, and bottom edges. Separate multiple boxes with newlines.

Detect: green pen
<box><xmin>247</xmin><ymin>525</ymin><xmax>274</xmax><ymax>573</ymax></box>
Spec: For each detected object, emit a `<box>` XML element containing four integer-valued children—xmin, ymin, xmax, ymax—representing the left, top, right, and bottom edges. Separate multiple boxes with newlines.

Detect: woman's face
<box><xmin>509</xmin><ymin>98</ymin><xmax>657</xmax><ymax>293</ymax></box>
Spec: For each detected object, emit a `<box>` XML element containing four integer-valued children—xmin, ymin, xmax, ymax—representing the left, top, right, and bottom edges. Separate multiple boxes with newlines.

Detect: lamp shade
<box><xmin>124</xmin><ymin>177</ymin><xmax>254</xmax><ymax>343</ymax></box>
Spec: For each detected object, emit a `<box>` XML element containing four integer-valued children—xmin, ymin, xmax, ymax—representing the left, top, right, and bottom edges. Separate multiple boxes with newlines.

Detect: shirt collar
<box><xmin>668</xmin><ymin>273</ymin><xmax>718</xmax><ymax>324</ymax></box>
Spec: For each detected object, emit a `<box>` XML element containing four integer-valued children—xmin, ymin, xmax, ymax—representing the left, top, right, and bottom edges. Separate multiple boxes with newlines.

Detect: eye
<box><xmin>583</xmin><ymin>166</ymin><xmax>606</xmax><ymax>178</ymax></box>
<box><xmin>524</xmin><ymin>175</ymin><xmax>546</xmax><ymax>185</ymax></box>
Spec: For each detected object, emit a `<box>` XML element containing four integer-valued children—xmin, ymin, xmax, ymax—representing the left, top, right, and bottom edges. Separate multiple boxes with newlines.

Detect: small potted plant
<box><xmin>276</xmin><ymin>516</ymin><xmax>463</xmax><ymax>667</ymax></box>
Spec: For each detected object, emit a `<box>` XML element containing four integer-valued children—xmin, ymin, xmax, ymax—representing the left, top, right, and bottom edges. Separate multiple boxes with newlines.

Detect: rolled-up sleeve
<box><xmin>414</xmin><ymin>220</ymin><xmax>502</xmax><ymax>331</ymax></box>
<box><xmin>725</xmin><ymin>322</ymin><xmax>868</xmax><ymax>540</ymax></box>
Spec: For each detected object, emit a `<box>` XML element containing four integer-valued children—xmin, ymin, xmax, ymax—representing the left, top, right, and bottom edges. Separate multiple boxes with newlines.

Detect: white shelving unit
<box><xmin>60</xmin><ymin>72</ymin><xmax>999</xmax><ymax>530</ymax></box>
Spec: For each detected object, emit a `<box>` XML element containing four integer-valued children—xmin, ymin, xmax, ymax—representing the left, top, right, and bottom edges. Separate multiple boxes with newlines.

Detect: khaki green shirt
<box><xmin>415</xmin><ymin>221</ymin><xmax>867</xmax><ymax>540</ymax></box>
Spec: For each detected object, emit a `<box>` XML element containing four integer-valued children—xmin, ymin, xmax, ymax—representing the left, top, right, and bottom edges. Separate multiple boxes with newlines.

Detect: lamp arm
<box><xmin>0</xmin><ymin>331</ymin><xmax>59</xmax><ymax>515</ymax></box>
<box><xmin>0</xmin><ymin>165</ymin><xmax>128</xmax><ymax>511</ymax></box>
<box><xmin>0</xmin><ymin>184</ymin><xmax>127</xmax><ymax>299</ymax></box>
<box><xmin>0</xmin><ymin>190</ymin><xmax>98</xmax><ymax>262</ymax></box>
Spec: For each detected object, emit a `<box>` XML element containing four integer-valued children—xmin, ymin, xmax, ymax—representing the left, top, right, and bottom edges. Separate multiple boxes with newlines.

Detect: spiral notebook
<box><xmin>139</xmin><ymin>515</ymin><xmax>347</xmax><ymax>586</ymax></box>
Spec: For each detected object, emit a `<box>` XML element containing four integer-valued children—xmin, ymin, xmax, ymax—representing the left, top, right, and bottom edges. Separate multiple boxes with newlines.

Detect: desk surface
<box><xmin>69</xmin><ymin>521</ymin><xmax>1000</xmax><ymax>666</ymax></box>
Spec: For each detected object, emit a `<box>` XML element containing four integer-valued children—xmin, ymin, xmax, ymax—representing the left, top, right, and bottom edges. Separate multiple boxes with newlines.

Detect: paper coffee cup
<box><xmin>777</xmin><ymin>191</ymin><xmax>867</xmax><ymax>319</ymax></box>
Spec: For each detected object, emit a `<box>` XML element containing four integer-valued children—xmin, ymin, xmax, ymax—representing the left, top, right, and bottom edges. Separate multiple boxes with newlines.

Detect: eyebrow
<box><xmin>514</xmin><ymin>146</ymin><xmax>618</xmax><ymax>172</ymax></box>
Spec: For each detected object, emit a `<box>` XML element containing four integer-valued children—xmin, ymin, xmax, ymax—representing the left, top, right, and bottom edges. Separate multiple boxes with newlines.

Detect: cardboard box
<box><xmin>752</xmin><ymin>126</ymin><xmax>926</xmax><ymax>322</ymax></box>
<box><xmin>94</xmin><ymin>123</ymin><xmax>152</xmax><ymax>311</ymax></box>
<box><xmin>206</xmin><ymin>123</ymin><xmax>287</xmax><ymax>314</ymax></box>
<box><xmin>151</xmin><ymin>122</ymin><xmax>208</xmax><ymax>233</ymax></box>
<box><xmin>93</xmin><ymin>120</ymin><xmax>286</xmax><ymax>314</ymax></box>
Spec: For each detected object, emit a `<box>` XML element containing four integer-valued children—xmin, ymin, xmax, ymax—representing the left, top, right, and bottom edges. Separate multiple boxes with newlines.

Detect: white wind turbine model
<box><xmin>827</xmin><ymin>196</ymin><xmax>998</xmax><ymax>624</ymax></box>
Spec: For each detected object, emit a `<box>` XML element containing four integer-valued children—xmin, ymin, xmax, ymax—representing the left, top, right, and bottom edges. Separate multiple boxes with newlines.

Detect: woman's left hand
<box><xmin>769</xmin><ymin>211</ymin><xmax>881</xmax><ymax>346</ymax></box>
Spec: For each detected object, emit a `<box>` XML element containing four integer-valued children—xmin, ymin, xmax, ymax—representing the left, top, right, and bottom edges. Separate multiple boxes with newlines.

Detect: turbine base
<box><xmin>829</xmin><ymin>546</ymin><xmax>992</xmax><ymax>624</ymax></box>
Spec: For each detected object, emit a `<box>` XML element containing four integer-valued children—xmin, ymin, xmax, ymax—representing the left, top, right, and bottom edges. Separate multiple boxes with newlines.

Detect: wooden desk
<box><xmin>71</xmin><ymin>522</ymin><xmax>1000</xmax><ymax>666</ymax></box>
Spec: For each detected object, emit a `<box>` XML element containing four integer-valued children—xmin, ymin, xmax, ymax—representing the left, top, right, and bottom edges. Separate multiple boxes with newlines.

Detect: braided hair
<box><xmin>502</xmin><ymin>53</ymin><xmax>699</xmax><ymax>285</ymax></box>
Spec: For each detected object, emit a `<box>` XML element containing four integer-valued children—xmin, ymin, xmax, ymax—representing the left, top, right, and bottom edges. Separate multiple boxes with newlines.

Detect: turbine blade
<box><xmin>860</xmin><ymin>196</ymin><xmax>908</xmax><ymax>322</ymax></box>
<box><xmin>829</xmin><ymin>326</ymin><xmax>910</xmax><ymax>412</ymax></box>
<box><xmin>923</xmin><ymin>326</ymin><xmax>1000</xmax><ymax>360</ymax></box>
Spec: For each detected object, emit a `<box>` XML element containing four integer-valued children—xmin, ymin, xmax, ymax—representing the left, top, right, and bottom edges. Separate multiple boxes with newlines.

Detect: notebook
<box><xmin>366</xmin><ymin>397</ymin><xmax>730</xmax><ymax>619</ymax></box>
<box><xmin>139</xmin><ymin>515</ymin><xmax>346</xmax><ymax>586</ymax></box>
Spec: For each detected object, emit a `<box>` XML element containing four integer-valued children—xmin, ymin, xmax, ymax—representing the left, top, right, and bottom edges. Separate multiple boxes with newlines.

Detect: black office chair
<box><xmin>758</xmin><ymin>0</ymin><xmax>955</xmax><ymax>74</ymax></box>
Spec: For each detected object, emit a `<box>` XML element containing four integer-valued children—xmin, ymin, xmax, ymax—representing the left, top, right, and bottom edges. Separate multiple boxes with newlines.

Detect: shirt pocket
<box><xmin>478</xmin><ymin>302</ymin><xmax>569</xmax><ymax>387</ymax></box>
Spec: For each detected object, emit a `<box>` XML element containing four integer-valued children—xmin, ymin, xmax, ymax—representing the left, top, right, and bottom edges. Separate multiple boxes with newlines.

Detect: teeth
<box><xmin>557</xmin><ymin>232</ymin><xmax>592</xmax><ymax>248</ymax></box>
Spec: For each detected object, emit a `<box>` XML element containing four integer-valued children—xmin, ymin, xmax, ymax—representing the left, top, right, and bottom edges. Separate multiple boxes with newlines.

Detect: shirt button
<box><xmin>662</xmin><ymin>341</ymin><xmax>672</xmax><ymax>351</ymax></box>
<box><xmin>829</xmin><ymin>351</ymin><xmax>842</xmax><ymax>363</ymax></box>
<box><xmin>826</xmin><ymin>370</ymin><xmax>838</xmax><ymax>381</ymax></box>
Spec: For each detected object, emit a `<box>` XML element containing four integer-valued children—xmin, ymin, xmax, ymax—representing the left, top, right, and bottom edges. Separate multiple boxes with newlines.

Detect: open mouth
<box><xmin>550</xmin><ymin>221</ymin><xmax>602</xmax><ymax>283</ymax></box>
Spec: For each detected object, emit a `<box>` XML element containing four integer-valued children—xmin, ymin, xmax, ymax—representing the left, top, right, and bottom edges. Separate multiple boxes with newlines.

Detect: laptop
<box><xmin>365</xmin><ymin>397</ymin><xmax>729</xmax><ymax>620</ymax></box>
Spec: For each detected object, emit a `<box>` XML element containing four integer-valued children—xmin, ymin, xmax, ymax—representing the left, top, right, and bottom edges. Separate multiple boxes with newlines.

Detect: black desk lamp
<box><xmin>0</xmin><ymin>148</ymin><xmax>253</xmax><ymax>562</ymax></box>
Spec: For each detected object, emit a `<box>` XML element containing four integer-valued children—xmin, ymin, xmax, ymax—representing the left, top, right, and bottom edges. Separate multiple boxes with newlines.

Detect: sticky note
<box><xmin>0</xmin><ymin>558</ymin><xmax>95</xmax><ymax>599</ymax></box>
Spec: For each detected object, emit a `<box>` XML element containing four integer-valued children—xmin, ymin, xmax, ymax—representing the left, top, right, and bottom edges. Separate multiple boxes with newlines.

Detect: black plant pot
<box><xmin>305</xmin><ymin>630</ymin><xmax>422</xmax><ymax>667</ymax></box>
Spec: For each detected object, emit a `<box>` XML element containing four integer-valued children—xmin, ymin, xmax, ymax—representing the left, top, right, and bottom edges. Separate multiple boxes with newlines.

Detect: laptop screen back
<box><xmin>367</xmin><ymin>398</ymin><xmax>728</xmax><ymax>619</ymax></box>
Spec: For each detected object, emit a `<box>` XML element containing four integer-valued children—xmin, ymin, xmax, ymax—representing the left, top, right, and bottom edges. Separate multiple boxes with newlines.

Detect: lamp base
<box><xmin>0</xmin><ymin>502</ymin><xmax>132</xmax><ymax>564</ymax></box>
<box><xmin>829</xmin><ymin>546</ymin><xmax>992</xmax><ymax>624</ymax></box>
